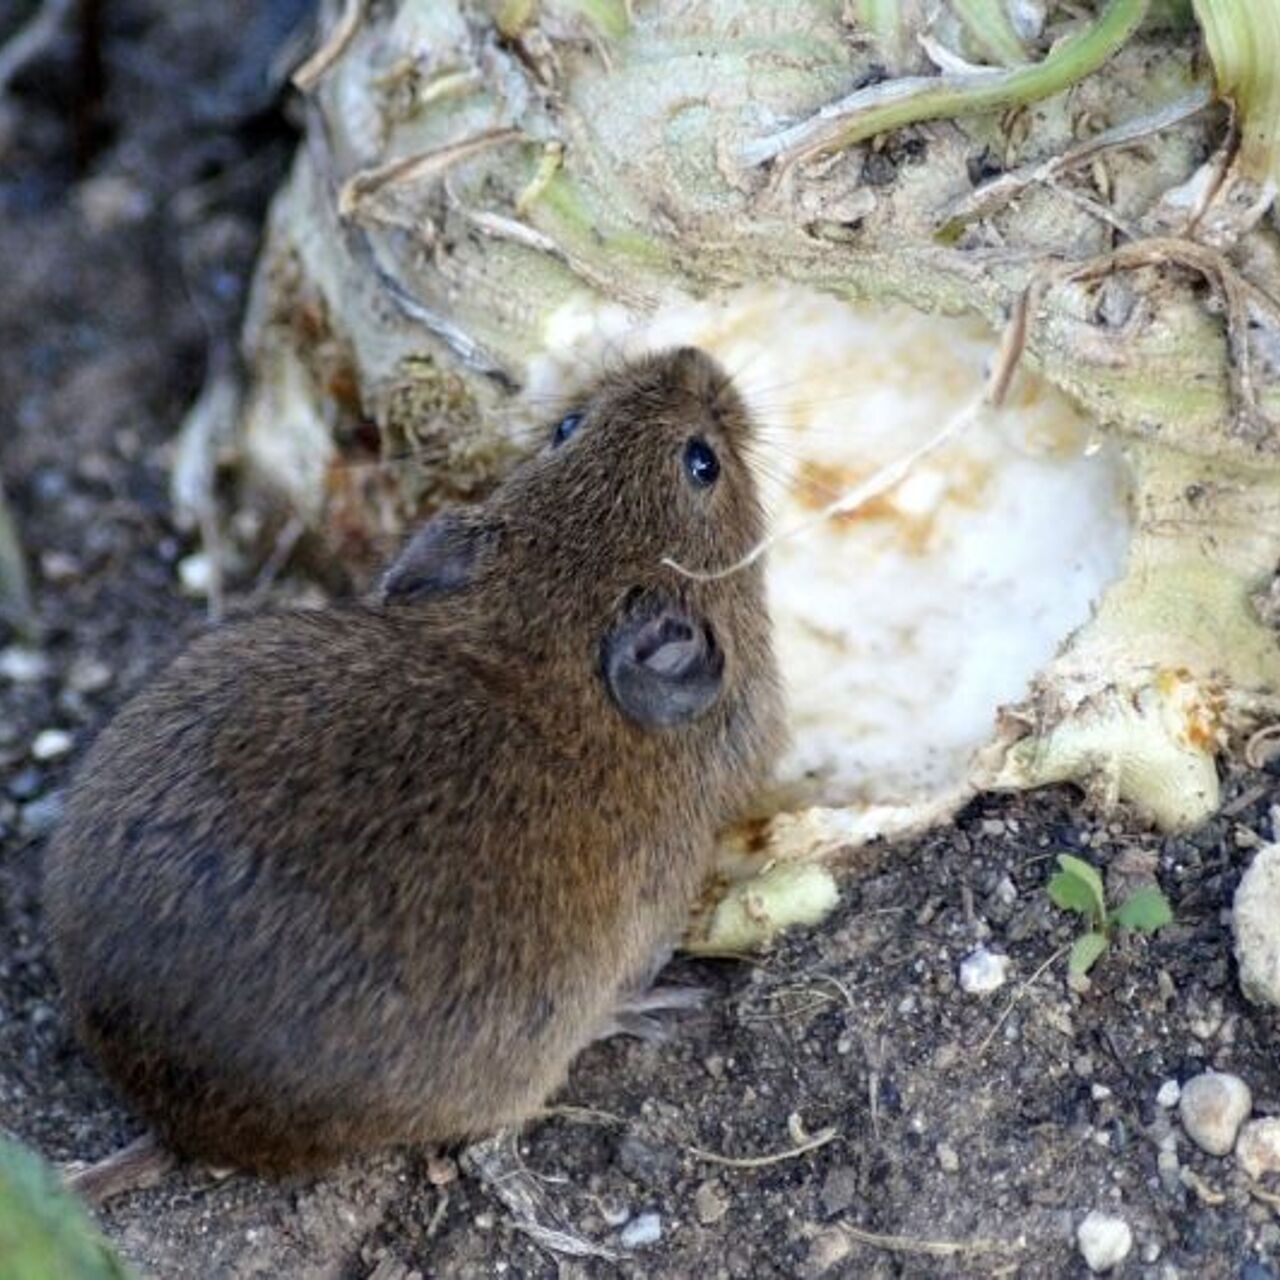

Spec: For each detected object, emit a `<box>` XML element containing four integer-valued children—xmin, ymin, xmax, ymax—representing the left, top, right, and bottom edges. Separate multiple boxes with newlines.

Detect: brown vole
<box><xmin>44</xmin><ymin>346</ymin><xmax>783</xmax><ymax>1177</ymax></box>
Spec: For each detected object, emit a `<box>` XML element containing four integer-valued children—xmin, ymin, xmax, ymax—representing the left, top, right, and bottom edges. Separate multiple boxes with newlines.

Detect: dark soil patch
<box><xmin>1</xmin><ymin>3</ymin><xmax>1278</xmax><ymax>1276</ymax></box>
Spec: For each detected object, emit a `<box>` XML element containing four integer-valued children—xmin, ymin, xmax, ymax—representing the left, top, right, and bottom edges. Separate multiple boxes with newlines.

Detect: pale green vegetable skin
<box><xmin>234</xmin><ymin>0</ymin><xmax>1280</xmax><ymax>844</ymax></box>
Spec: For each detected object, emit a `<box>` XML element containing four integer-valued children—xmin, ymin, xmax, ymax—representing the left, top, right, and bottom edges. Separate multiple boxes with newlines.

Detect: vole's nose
<box><xmin>665</xmin><ymin>345</ymin><xmax>728</xmax><ymax>403</ymax></box>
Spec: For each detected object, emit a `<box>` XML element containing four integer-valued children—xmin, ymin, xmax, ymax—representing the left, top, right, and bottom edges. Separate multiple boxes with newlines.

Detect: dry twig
<box><xmin>974</xmin><ymin>942</ymin><xmax>1071</xmax><ymax>1057</ymax></box>
<box><xmin>292</xmin><ymin>0</ymin><xmax>362</xmax><ymax>92</ymax></box>
<box><xmin>838</xmin><ymin>1222</ymin><xmax>1022</xmax><ymax>1258</ymax></box>
<box><xmin>0</xmin><ymin>0</ymin><xmax>74</xmax><ymax>96</ymax></box>
<box><xmin>688</xmin><ymin>1125</ymin><xmax>838</xmax><ymax>1168</ymax></box>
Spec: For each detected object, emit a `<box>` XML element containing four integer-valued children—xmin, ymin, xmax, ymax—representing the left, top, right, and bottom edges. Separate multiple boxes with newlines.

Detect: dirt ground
<box><xmin>2</xmin><ymin>3</ymin><xmax>1279</xmax><ymax>1277</ymax></box>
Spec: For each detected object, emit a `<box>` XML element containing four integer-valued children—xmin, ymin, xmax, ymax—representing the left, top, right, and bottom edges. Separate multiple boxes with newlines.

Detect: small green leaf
<box><xmin>1052</xmin><ymin>855</ymin><xmax>1107</xmax><ymax>922</ymax></box>
<box><xmin>0</xmin><ymin>1136</ymin><xmax>133</xmax><ymax>1278</ymax></box>
<box><xmin>1069</xmin><ymin>931</ymin><xmax>1109</xmax><ymax>976</ymax></box>
<box><xmin>1112</xmin><ymin>885</ymin><xmax>1174</xmax><ymax>934</ymax></box>
<box><xmin>1048</xmin><ymin>871</ymin><xmax>1095</xmax><ymax>918</ymax></box>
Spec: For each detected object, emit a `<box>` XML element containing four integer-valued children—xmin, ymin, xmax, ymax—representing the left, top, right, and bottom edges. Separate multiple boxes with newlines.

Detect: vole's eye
<box><xmin>683</xmin><ymin>437</ymin><xmax>720</xmax><ymax>489</ymax></box>
<box><xmin>552</xmin><ymin>411</ymin><xmax>584</xmax><ymax>447</ymax></box>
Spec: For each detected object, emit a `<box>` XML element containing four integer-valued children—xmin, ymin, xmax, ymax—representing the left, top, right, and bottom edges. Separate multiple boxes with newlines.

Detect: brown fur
<box><xmin>43</xmin><ymin>347</ymin><xmax>784</xmax><ymax>1175</ymax></box>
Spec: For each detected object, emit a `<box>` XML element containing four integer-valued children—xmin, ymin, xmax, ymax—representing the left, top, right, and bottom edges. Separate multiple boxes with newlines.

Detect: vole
<box><xmin>43</xmin><ymin>345</ymin><xmax>784</xmax><ymax>1180</ymax></box>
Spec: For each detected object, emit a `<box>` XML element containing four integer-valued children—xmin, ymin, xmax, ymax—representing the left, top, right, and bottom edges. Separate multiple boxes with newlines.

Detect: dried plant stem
<box><xmin>975</xmin><ymin>942</ymin><xmax>1071</xmax><ymax>1057</ymax></box>
<box><xmin>0</xmin><ymin>0</ymin><xmax>74</xmax><ymax>95</ymax></box>
<box><xmin>742</xmin><ymin>0</ymin><xmax>1150</xmax><ymax>169</ymax></box>
<box><xmin>688</xmin><ymin>1125</ymin><xmax>838</xmax><ymax>1167</ymax></box>
<box><xmin>838</xmin><ymin>1222</ymin><xmax>1021</xmax><ymax>1258</ymax></box>
<box><xmin>292</xmin><ymin>0</ymin><xmax>362</xmax><ymax>92</ymax></box>
<box><xmin>938</xmin><ymin>85</ymin><xmax>1214</xmax><ymax>231</ymax></box>
<box><xmin>338</xmin><ymin>129</ymin><xmax>524</xmax><ymax>222</ymax></box>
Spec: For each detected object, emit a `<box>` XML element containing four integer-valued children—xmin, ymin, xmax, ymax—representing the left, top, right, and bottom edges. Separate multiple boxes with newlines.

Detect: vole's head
<box><xmin>384</xmin><ymin>348</ymin><xmax>778</xmax><ymax>734</ymax></box>
<box><xmin>520</xmin><ymin>345</ymin><xmax>765</xmax><ymax>584</ymax></box>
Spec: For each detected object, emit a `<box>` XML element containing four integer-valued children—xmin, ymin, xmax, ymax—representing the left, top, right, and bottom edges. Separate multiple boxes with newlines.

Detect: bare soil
<box><xmin>1</xmin><ymin>3</ymin><xmax>1278</xmax><ymax>1276</ymax></box>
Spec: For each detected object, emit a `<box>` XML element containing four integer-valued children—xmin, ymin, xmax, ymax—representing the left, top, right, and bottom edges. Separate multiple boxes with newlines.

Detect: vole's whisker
<box><xmin>664</xmin><ymin>392</ymin><xmax>986</xmax><ymax>583</ymax></box>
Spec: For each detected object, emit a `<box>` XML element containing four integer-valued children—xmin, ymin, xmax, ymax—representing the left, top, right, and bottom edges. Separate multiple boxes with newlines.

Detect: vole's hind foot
<box><xmin>62</xmin><ymin>1132</ymin><xmax>176</xmax><ymax>1205</ymax></box>
<box><xmin>600</xmin><ymin>984</ymin><xmax>709</xmax><ymax>1043</ymax></box>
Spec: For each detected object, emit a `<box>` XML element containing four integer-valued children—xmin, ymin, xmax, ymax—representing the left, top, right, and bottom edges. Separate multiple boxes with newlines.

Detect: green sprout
<box><xmin>1047</xmin><ymin>853</ymin><xmax>1173</xmax><ymax>976</ymax></box>
<box><xmin>0</xmin><ymin>1136</ymin><xmax>133</xmax><ymax>1280</ymax></box>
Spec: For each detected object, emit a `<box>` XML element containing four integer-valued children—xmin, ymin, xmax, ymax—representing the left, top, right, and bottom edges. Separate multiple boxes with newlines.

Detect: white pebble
<box><xmin>1233</xmin><ymin>843</ymin><xmax>1280</xmax><ymax>1008</ymax></box>
<box><xmin>936</xmin><ymin>1141</ymin><xmax>959</xmax><ymax>1173</ymax></box>
<box><xmin>1178</xmin><ymin>1071</ymin><xmax>1252</xmax><ymax>1157</ymax></box>
<box><xmin>1156</xmin><ymin>1080</ymin><xmax>1181</xmax><ymax>1109</ymax></box>
<box><xmin>1235</xmin><ymin>1118</ymin><xmax>1280</xmax><ymax>1180</ymax></box>
<box><xmin>0</xmin><ymin>647</ymin><xmax>50</xmax><ymax>683</ymax></box>
<box><xmin>178</xmin><ymin>552</ymin><xmax>216</xmax><ymax>597</ymax></box>
<box><xmin>1076</xmin><ymin>1211</ymin><xmax>1133</xmax><ymax>1273</ymax></box>
<box><xmin>958</xmin><ymin>947</ymin><xmax>1010</xmax><ymax>995</ymax></box>
<box><xmin>31</xmin><ymin>729</ymin><xmax>73</xmax><ymax>761</ymax></box>
<box><xmin>619</xmin><ymin>1212</ymin><xmax>661</xmax><ymax>1249</ymax></box>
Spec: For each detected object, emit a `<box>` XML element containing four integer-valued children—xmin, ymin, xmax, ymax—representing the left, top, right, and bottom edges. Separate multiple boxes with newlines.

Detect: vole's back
<box><xmin>44</xmin><ymin>606</ymin><xmax>712</xmax><ymax>1172</ymax></box>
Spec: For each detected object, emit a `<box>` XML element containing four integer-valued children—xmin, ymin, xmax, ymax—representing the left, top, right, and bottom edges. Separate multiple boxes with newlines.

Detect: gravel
<box><xmin>958</xmin><ymin>947</ymin><xmax>1010</xmax><ymax>995</ymax></box>
<box><xmin>1178</xmin><ymin>1071</ymin><xmax>1253</xmax><ymax>1157</ymax></box>
<box><xmin>619</xmin><ymin>1211</ymin><xmax>662</xmax><ymax>1249</ymax></box>
<box><xmin>1233</xmin><ymin>842</ymin><xmax>1280</xmax><ymax>1007</ymax></box>
<box><xmin>1235</xmin><ymin>1118</ymin><xmax>1280</xmax><ymax>1181</ymax></box>
<box><xmin>1076</xmin><ymin>1211</ymin><xmax>1133</xmax><ymax>1273</ymax></box>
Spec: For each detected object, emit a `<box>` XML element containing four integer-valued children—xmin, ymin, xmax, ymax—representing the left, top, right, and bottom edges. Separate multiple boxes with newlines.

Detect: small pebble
<box><xmin>0</xmin><ymin>647</ymin><xmax>51</xmax><ymax>683</ymax></box>
<box><xmin>619</xmin><ymin>1212</ymin><xmax>661</xmax><ymax>1249</ymax></box>
<box><xmin>178</xmin><ymin>552</ymin><xmax>216</xmax><ymax>597</ymax></box>
<box><xmin>1179</xmin><ymin>1071</ymin><xmax>1252</xmax><ymax>1157</ymax></box>
<box><xmin>31</xmin><ymin>729</ymin><xmax>73</xmax><ymax>762</ymax></box>
<box><xmin>1091</xmin><ymin>1084</ymin><xmax>1112</xmax><ymax>1102</ymax></box>
<box><xmin>936</xmin><ymin>1141</ymin><xmax>959</xmax><ymax>1173</ymax></box>
<box><xmin>694</xmin><ymin>1180</ymin><xmax>728</xmax><ymax>1225</ymax></box>
<box><xmin>819</xmin><ymin>1166</ymin><xmax>859</xmax><ymax>1216</ymax></box>
<box><xmin>425</xmin><ymin>1154</ymin><xmax>457</xmax><ymax>1187</ymax></box>
<box><xmin>1156</xmin><ymin>1080</ymin><xmax>1181</xmax><ymax>1109</ymax></box>
<box><xmin>958</xmin><ymin>947</ymin><xmax>1010</xmax><ymax>995</ymax></box>
<box><xmin>804</xmin><ymin>1226</ymin><xmax>851</xmax><ymax>1276</ymax></box>
<box><xmin>39</xmin><ymin>550</ymin><xmax>81</xmax><ymax>584</ymax></box>
<box><xmin>1233</xmin><ymin>843</ymin><xmax>1280</xmax><ymax>1008</ymax></box>
<box><xmin>67</xmin><ymin>656</ymin><xmax>113</xmax><ymax>695</ymax></box>
<box><xmin>20</xmin><ymin>793</ymin><xmax>64</xmax><ymax>838</ymax></box>
<box><xmin>1076</xmin><ymin>1211</ymin><xmax>1133</xmax><ymax>1273</ymax></box>
<box><xmin>8</xmin><ymin>766</ymin><xmax>43</xmax><ymax>801</ymax></box>
<box><xmin>75</xmin><ymin>172</ymin><xmax>153</xmax><ymax>232</ymax></box>
<box><xmin>1235</xmin><ymin>1118</ymin><xmax>1280</xmax><ymax>1181</ymax></box>
<box><xmin>599</xmin><ymin>1197</ymin><xmax>630</xmax><ymax>1227</ymax></box>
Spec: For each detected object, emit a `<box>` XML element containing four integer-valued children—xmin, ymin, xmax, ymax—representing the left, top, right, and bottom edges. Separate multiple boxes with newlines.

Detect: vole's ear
<box><xmin>381</xmin><ymin>510</ymin><xmax>493</xmax><ymax>604</ymax></box>
<box><xmin>602</xmin><ymin>595</ymin><xmax>724</xmax><ymax>728</ymax></box>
